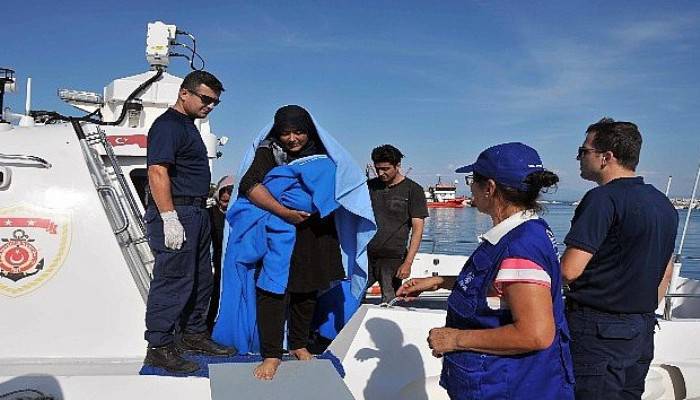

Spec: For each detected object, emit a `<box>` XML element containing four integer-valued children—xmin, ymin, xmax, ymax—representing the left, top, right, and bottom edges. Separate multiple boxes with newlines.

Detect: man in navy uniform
<box><xmin>561</xmin><ymin>118</ymin><xmax>678</xmax><ymax>399</ymax></box>
<box><xmin>143</xmin><ymin>70</ymin><xmax>235</xmax><ymax>373</ymax></box>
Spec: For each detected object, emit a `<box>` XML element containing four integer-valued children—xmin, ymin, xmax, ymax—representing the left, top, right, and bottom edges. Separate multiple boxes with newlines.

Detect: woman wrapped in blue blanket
<box><xmin>236</xmin><ymin>105</ymin><xmax>347</xmax><ymax>380</ymax></box>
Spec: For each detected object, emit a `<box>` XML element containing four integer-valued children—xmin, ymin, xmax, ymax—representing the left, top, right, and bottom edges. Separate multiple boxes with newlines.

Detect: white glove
<box><xmin>160</xmin><ymin>211</ymin><xmax>186</xmax><ymax>250</ymax></box>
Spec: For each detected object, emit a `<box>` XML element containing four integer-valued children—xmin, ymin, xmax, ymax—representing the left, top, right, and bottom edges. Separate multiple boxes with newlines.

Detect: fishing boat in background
<box><xmin>424</xmin><ymin>176</ymin><xmax>468</xmax><ymax>208</ymax></box>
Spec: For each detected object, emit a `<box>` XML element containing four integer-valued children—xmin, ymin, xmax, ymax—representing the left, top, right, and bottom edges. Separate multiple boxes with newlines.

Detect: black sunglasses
<box><xmin>577</xmin><ymin>146</ymin><xmax>602</xmax><ymax>158</ymax></box>
<box><xmin>188</xmin><ymin>90</ymin><xmax>220</xmax><ymax>107</ymax></box>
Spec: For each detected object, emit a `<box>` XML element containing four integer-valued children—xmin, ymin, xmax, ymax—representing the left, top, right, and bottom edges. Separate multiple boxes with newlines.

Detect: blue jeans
<box><xmin>567</xmin><ymin>306</ymin><xmax>656</xmax><ymax>400</ymax></box>
<box><xmin>144</xmin><ymin>205</ymin><xmax>213</xmax><ymax>347</ymax></box>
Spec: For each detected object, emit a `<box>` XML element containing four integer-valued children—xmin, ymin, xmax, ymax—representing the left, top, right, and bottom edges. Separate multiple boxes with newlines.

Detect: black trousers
<box><xmin>256</xmin><ymin>288</ymin><xmax>317</xmax><ymax>359</ymax></box>
<box><xmin>206</xmin><ymin>260</ymin><xmax>222</xmax><ymax>332</ymax></box>
<box><xmin>144</xmin><ymin>205</ymin><xmax>213</xmax><ymax>347</ymax></box>
<box><xmin>567</xmin><ymin>306</ymin><xmax>656</xmax><ymax>400</ymax></box>
<box><xmin>366</xmin><ymin>257</ymin><xmax>403</xmax><ymax>303</ymax></box>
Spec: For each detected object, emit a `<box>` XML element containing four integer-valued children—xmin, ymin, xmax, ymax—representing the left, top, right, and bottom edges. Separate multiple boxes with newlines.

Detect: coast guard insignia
<box><xmin>0</xmin><ymin>205</ymin><xmax>72</xmax><ymax>297</ymax></box>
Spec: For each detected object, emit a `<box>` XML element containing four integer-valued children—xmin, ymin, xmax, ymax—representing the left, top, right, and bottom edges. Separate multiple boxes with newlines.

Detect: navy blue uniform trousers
<box><xmin>144</xmin><ymin>205</ymin><xmax>213</xmax><ymax>347</ymax></box>
<box><xmin>567</xmin><ymin>307</ymin><xmax>656</xmax><ymax>400</ymax></box>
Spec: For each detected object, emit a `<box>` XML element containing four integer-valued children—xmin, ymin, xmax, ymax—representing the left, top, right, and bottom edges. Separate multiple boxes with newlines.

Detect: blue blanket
<box><xmin>213</xmin><ymin>156</ymin><xmax>339</xmax><ymax>353</ymax></box>
<box><xmin>213</xmin><ymin>110</ymin><xmax>376</xmax><ymax>353</ymax></box>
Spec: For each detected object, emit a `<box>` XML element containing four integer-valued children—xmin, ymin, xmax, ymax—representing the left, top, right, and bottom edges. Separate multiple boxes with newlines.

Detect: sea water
<box><xmin>419</xmin><ymin>205</ymin><xmax>700</xmax><ymax>280</ymax></box>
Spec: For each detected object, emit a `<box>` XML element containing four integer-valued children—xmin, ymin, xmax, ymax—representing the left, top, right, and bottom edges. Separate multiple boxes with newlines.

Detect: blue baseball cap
<box><xmin>455</xmin><ymin>142</ymin><xmax>544</xmax><ymax>191</ymax></box>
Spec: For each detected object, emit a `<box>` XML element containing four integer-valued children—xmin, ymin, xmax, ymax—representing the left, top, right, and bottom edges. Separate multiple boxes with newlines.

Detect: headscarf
<box><xmin>259</xmin><ymin>105</ymin><xmax>327</xmax><ymax>165</ymax></box>
<box><xmin>214</xmin><ymin>175</ymin><xmax>234</xmax><ymax>201</ymax></box>
<box><xmin>214</xmin><ymin>175</ymin><xmax>235</xmax><ymax>211</ymax></box>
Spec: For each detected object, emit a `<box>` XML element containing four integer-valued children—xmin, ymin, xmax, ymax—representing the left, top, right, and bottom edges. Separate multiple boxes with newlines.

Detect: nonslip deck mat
<box><xmin>209</xmin><ymin>359</ymin><xmax>354</xmax><ymax>400</ymax></box>
<box><xmin>139</xmin><ymin>351</ymin><xmax>344</xmax><ymax>378</ymax></box>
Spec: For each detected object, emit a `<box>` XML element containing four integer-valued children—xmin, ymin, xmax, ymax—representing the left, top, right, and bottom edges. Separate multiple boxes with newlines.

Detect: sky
<box><xmin>3</xmin><ymin>0</ymin><xmax>700</xmax><ymax>200</ymax></box>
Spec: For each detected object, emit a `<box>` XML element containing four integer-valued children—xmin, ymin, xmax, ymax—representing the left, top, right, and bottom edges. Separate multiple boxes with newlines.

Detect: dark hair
<box><xmin>371</xmin><ymin>144</ymin><xmax>405</xmax><ymax>166</ymax></box>
<box><xmin>181</xmin><ymin>70</ymin><xmax>225</xmax><ymax>94</ymax></box>
<box><xmin>586</xmin><ymin>117</ymin><xmax>642</xmax><ymax>171</ymax></box>
<box><xmin>474</xmin><ymin>170</ymin><xmax>559</xmax><ymax>212</ymax></box>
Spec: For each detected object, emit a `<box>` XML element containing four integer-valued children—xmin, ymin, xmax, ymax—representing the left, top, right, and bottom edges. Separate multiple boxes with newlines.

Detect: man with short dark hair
<box><xmin>561</xmin><ymin>118</ymin><xmax>678</xmax><ymax>399</ymax></box>
<box><xmin>366</xmin><ymin>144</ymin><xmax>428</xmax><ymax>303</ymax></box>
<box><xmin>143</xmin><ymin>70</ymin><xmax>234</xmax><ymax>373</ymax></box>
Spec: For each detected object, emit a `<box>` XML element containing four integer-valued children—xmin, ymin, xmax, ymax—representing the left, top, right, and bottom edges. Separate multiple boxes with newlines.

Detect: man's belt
<box><xmin>565</xmin><ymin>298</ymin><xmax>619</xmax><ymax>314</ymax></box>
<box><xmin>147</xmin><ymin>195</ymin><xmax>208</xmax><ymax>208</ymax></box>
<box><xmin>565</xmin><ymin>299</ymin><xmax>587</xmax><ymax>312</ymax></box>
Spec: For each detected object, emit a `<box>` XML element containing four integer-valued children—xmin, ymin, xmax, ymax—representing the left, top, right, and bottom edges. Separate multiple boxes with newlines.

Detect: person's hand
<box><xmin>282</xmin><ymin>208</ymin><xmax>311</xmax><ymax>225</ymax></box>
<box><xmin>428</xmin><ymin>327</ymin><xmax>461</xmax><ymax>358</ymax></box>
<box><xmin>395</xmin><ymin>261</ymin><xmax>412</xmax><ymax>280</ymax></box>
<box><xmin>161</xmin><ymin>211</ymin><xmax>186</xmax><ymax>250</ymax></box>
<box><xmin>395</xmin><ymin>277</ymin><xmax>442</xmax><ymax>301</ymax></box>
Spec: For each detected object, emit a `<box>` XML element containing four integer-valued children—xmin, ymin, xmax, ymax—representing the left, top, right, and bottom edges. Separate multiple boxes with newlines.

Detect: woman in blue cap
<box><xmin>397</xmin><ymin>142</ymin><xmax>574</xmax><ymax>399</ymax></box>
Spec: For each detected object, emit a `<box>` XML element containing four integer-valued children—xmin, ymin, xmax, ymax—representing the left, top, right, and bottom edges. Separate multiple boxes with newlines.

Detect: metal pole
<box><xmin>25</xmin><ymin>77</ymin><xmax>31</xmax><ymax>115</ymax></box>
<box><xmin>677</xmin><ymin>163</ymin><xmax>700</xmax><ymax>259</ymax></box>
<box><xmin>665</xmin><ymin>175</ymin><xmax>672</xmax><ymax>197</ymax></box>
<box><xmin>665</xmin><ymin>163</ymin><xmax>700</xmax><ymax>320</ymax></box>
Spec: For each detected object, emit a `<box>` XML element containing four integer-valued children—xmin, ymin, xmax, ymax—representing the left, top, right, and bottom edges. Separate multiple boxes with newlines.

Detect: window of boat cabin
<box><xmin>130</xmin><ymin>168</ymin><xmax>148</xmax><ymax>207</ymax></box>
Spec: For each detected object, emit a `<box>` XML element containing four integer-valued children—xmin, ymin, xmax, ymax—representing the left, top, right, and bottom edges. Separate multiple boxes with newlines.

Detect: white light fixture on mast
<box><xmin>146</xmin><ymin>21</ymin><xmax>177</xmax><ymax>69</ymax></box>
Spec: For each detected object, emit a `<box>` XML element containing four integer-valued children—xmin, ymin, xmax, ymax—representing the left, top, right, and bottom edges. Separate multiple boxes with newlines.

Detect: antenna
<box><xmin>25</xmin><ymin>77</ymin><xmax>31</xmax><ymax>115</ymax></box>
<box><xmin>18</xmin><ymin>77</ymin><xmax>35</xmax><ymax>127</ymax></box>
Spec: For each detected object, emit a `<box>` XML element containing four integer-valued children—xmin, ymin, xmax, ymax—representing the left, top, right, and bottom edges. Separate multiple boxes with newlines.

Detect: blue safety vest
<box><xmin>442</xmin><ymin>218</ymin><xmax>575</xmax><ymax>400</ymax></box>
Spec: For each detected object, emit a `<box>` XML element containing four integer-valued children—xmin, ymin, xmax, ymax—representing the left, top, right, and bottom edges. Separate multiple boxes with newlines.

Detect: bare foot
<box><xmin>253</xmin><ymin>358</ymin><xmax>281</xmax><ymax>380</ymax></box>
<box><xmin>289</xmin><ymin>348</ymin><xmax>314</xmax><ymax>361</ymax></box>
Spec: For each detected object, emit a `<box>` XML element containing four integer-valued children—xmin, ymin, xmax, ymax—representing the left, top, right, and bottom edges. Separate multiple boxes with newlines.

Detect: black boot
<box><xmin>144</xmin><ymin>343</ymin><xmax>199</xmax><ymax>374</ymax></box>
<box><xmin>176</xmin><ymin>332</ymin><xmax>237</xmax><ymax>356</ymax></box>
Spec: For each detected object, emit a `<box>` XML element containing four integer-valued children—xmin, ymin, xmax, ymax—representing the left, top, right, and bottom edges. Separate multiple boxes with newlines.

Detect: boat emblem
<box><xmin>0</xmin><ymin>205</ymin><xmax>72</xmax><ymax>297</ymax></box>
<box><xmin>0</xmin><ymin>229</ymin><xmax>42</xmax><ymax>282</ymax></box>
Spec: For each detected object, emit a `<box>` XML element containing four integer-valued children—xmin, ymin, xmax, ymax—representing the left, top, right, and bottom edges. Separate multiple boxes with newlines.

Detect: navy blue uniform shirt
<box><xmin>147</xmin><ymin>108</ymin><xmax>211</xmax><ymax>197</ymax></box>
<box><xmin>565</xmin><ymin>177</ymin><xmax>678</xmax><ymax>313</ymax></box>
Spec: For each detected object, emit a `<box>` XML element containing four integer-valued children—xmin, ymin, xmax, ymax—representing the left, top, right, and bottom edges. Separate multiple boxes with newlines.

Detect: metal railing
<box><xmin>0</xmin><ymin>153</ymin><xmax>52</xmax><ymax>168</ymax></box>
<box><xmin>420</xmin><ymin>237</ymin><xmax>478</xmax><ymax>254</ymax></box>
<box><xmin>662</xmin><ymin>292</ymin><xmax>700</xmax><ymax>321</ymax></box>
<box><xmin>91</xmin><ymin>128</ymin><xmax>146</xmax><ymax>234</ymax></box>
<box><xmin>71</xmin><ymin>121</ymin><xmax>154</xmax><ymax>302</ymax></box>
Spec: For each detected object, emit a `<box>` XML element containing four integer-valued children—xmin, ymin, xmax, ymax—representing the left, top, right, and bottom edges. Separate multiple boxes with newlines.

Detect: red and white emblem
<box><xmin>0</xmin><ymin>205</ymin><xmax>71</xmax><ymax>297</ymax></box>
<box><xmin>106</xmin><ymin>134</ymin><xmax>148</xmax><ymax>148</ymax></box>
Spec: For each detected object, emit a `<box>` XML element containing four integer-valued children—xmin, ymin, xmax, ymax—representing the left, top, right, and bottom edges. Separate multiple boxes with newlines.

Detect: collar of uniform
<box><xmin>607</xmin><ymin>176</ymin><xmax>643</xmax><ymax>186</ymax></box>
<box><xmin>167</xmin><ymin>107</ymin><xmax>196</xmax><ymax>123</ymax></box>
<box><xmin>479</xmin><ymin>210</ymin><xmax>539</xmax><ymax>245</ymax></box>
